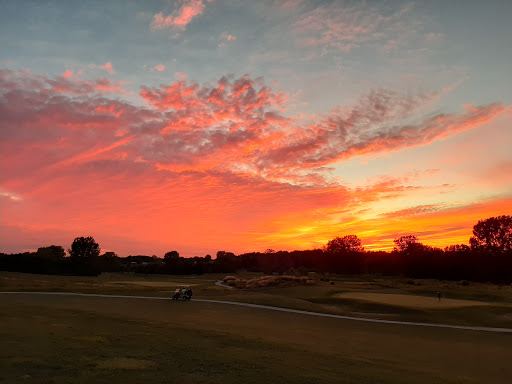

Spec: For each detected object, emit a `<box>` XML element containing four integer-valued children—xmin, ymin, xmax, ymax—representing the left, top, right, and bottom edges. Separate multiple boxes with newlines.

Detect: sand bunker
<box><xmin>108</xmin><ymin>281</ymin><xmax>198</xmax><ymax>287</ymax></box>
<box><xmin>97</xmin><ymin>358</ymin><xmax>157</xmax><ymax>370</ymax></box>
<box><xmin>333</xmin><ymin>292</ymin><xmax>492</xmax><ymax>309</ymax></box>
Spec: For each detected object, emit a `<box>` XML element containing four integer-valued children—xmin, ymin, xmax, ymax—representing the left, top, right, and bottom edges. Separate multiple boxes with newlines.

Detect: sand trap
<box><xmin>108</xmin><ymin>281</ymin><xmax>198</xmax><ymax>287</ymax></box>
<box><xmin>97</xmin><ymin>358</ymin><xmax>156</xmax><ymax>370</ymax></box>
<box><xmin>333</xmin><ymin>292</ymin><xmax>492</xmax><ymax>309</ymax></box>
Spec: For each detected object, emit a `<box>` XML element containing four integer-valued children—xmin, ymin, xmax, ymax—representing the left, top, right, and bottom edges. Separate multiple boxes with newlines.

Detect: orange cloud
<box><xmin>1</xmin><ymin>69</ymin><xmax>510</xmax><ymax>256</ymax></box>
<box><xmin>154</xmin><ymin>64</ymin><xmax>166</xmax><ymax>72</ymax></box>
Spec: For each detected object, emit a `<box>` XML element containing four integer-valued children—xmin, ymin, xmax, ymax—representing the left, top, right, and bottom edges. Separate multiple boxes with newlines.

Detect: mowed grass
<box><xmin>332</xmin><ymin>292</ymin><xmax>493</xmax><ymax>309</ymax></box>
<box><xmin>1</xmin><ymin>293</ymin><xmax>512</xmax><ymax>384</ymax></box>
<box><xmin>2</xmin><ymin>271</ymin><xmax>512</xmax><ymax>328</ymax></box>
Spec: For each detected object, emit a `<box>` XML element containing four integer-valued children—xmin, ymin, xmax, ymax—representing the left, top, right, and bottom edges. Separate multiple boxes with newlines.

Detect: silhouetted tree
<box><xmin>393</xmin><ymin>235</ymin><xmax>418</xmax><ymax>253</ymax></box>
<box><xmin>470</xmin><ymin>215</ymin><xmax>512</xmax><ymax>253</ymax></box>
<box><xmin>215</xmin><ymin>250</ymin><xmax>238</xmax><ymax>272</ymax></box>
<box><xmin>164</xmin><ymin>250</ymin><xmax>180</xmax><ymax>262</ymax></box>
<box><xmin>444</xmin><ymin>244</ymin><xmax>471</xmax><ymax>253</ymax></box>
<box><xmin>325</xmin><ymin>235</ymin><xmax>364</xmax><ymax>274</ymax></box>
<box><xmin>68</xmin><ymin>236</ymin><xmax>100</xmax><ymax>259</ymax></box>
<box><xmin>97</xmin><ymin>251</ymin><xmax>121</xmax><ymax>272</ymax></box>
<box><xmin>37</xmin><ymin>245</ymin><xmax>66</xmax><ymax>259</ymax></box>
<box><xmin>68</xmin><ymin>236</ymin><xmax>100</xmax><ymax>275</ymax></box>
<box><xmin>325</xmin><ymin>235</ymin><xmax>364</xmax><ymax>253</ymax></box>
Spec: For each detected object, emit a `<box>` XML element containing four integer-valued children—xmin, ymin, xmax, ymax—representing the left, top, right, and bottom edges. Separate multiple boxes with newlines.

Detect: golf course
<box><xmin>1</xmin><ymin>271</ymin><xmax>511</xmax><ymax>383</ymax></box>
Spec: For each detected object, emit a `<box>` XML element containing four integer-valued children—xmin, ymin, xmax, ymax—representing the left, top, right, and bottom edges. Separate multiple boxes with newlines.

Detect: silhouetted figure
<box><xmin>437</xmin><ymin>292</ymin><xmax>441</xmax><ymax>302</ymax></box>
<box><xmin>187</xmin><ymin>288</ymin><xmax>193</xmax><ymax>298</ymax></box>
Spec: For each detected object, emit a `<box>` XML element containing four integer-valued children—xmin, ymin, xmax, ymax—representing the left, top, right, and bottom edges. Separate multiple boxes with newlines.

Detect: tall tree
<box><xmin>325</xmin><ymin>235</ymin><xmax>364</xmax><ymax>254</ymax></box>
<box><xmin>470</xmin><ymin>215</ymin><xmax>512</xmax><ymax>253</ymax></box>
<box><xmin>68</xmin><ymin>236</ymin><xmax>100</xmax><ymax>259</ymax></box>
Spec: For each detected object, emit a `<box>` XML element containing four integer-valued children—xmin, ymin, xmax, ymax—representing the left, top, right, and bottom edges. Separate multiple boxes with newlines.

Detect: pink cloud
<box><xmin>62</xmin><ymin>70</ymin><xmax>73</xmax><ymax>78</ymax></box>
<box><xmin>220</xmin><ymin>32</ymin><xmax>236</xmax><ymax>41</ymax></box>
<box><xmin>154</xmin><ymin>64</ymin><xmax>166</xmax><ymax>72</ymax></box>
<box><xmin>1</xmin><ymin>70</ymin><xmax>506</xmax><ymax>182</ymax></box>
<box><xmin>151</xmin><ymin>0</ymin><xmax>207</xmax><ymax>31</ymax></box>
<box><xmin>99</xmin><ymin>62</ymin><xmax>115</xmax><ymax>74</ymax></box>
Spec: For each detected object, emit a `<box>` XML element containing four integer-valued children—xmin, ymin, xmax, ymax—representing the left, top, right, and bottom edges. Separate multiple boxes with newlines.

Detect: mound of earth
<box><xmin>223</xmin><ymin>275</ymin><xmax>315</xmax><ymax>289</ymax></box>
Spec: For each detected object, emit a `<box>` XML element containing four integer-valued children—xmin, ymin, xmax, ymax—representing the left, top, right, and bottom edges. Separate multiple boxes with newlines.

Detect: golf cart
<box><xmin>172</xmin><ymin>286</ymin><xmax>193</xmax><ymax>301</ymax></box>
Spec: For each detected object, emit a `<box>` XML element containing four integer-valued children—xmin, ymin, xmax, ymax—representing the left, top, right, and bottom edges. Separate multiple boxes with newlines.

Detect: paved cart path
<box><xmin>2</xmin><ymin>291</ymin><xmax>511</xmax><ymax>333</ymax></box>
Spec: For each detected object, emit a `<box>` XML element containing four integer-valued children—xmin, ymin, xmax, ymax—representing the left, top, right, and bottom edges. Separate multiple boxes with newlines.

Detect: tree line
<box><xmin>1</xmin><ymin>215</ymin><xmax>511</xmax><ymax>283</ymax></box>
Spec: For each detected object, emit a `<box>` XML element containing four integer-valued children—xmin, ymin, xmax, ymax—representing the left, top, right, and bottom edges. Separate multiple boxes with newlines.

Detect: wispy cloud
<box><xmin>293</xmin><ymin>2</ymin><xmax>415</xmax><ymax>54</ymax></box>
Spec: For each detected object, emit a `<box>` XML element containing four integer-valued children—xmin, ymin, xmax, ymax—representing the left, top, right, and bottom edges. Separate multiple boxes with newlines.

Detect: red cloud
<box><xmin>151</xmin><ymin>0</ymin><xmax>207</xmax><ymax>31</ymax></box>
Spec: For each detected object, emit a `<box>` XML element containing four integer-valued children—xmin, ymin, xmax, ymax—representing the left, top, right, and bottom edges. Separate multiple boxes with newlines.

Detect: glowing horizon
<box><xmin>1</xmin><ymin>1</ymin><xmax>511</xmax><ymax>257</ymax></box>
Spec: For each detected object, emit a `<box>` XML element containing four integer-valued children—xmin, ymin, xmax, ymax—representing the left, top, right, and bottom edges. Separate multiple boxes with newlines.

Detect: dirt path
<box><xmin>2</xmin><ymin>291</ymin><xmax>511</xmax><ymax>333</ymax></box>
<box><xmin>214</xmin><ymin>280</ymin><xmax>234</xmax><ymax>289</ymax></box>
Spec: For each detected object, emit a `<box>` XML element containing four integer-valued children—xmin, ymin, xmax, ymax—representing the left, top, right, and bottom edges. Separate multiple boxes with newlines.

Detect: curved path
<box><xmin>2</xmin><ymin>291</ymin><xmax>512</xmax><ymax>334</ymax></box>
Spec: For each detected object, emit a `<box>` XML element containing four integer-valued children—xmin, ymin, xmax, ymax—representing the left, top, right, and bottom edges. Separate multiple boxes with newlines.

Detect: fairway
<box><xmin>1</xmin><ymin>292</ymin><xmax>511</xmax><ymax>384</ymax></box>
<box><xmin>107</xmin><ymin>281</ymin><xmax>199</xmax><ymax>287</ymax></box>
<box><xmin>333</xmin><ymin>292</ymin><xmax>494</xmax><ymax>309</ymax></box>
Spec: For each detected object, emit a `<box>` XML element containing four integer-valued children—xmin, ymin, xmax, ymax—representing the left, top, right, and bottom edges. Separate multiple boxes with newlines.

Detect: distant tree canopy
<box><xmin>68</xmin><ymin>236</ymin><xmax>100</xmax><ymax>259</ymax></box>
<box><xmin>2</xmin><ymin>215</ymin><xmax>511</xmax><ymax>282</ymax></box>
<box><xmin>37</xmin><ymin>245</ymin><xmax>65</xmax><ymax>259</ymax></box>
<box><xmin>444</xmin><ymin>244</ymin><xmax>470</xmax><ymax>253</ymax></box>
<box><xmin>470</xmin><ymin>215</ymin><xmax>512</xmax><ymax>253</ymax></box>
<box><xmin>325</xmin><ymin>235</ymin><xmax>364</xmax><ymax>254</ymax></box>
<box><xmin>164</xmin><ymin>250</ymin><xmax>180</xmax><ymax>262</ymax></box>
<box><xmin>101</xmin><ymin>251</ymin><xmax>118</xmax><ymax>259</ymax></box>
<box><xmin>393</xmin><ymin>235</ymin><xmax>418</xmax><ymax>253</ymax></box>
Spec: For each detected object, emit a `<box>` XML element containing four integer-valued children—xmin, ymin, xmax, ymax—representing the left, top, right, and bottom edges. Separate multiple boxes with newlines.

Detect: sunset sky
<box><xmin>1</xmin><ymin>0</ymin><xmax>511</xmax><ymax>257</ymax></box>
